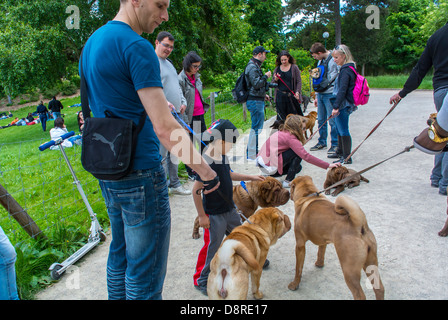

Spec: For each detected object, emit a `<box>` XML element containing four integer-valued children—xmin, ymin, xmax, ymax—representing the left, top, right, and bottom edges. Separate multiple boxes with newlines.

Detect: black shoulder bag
<box><xmin>80</xmin><ymin>53</ymin><xmax>146</xmax><ymax>180</ymax></box>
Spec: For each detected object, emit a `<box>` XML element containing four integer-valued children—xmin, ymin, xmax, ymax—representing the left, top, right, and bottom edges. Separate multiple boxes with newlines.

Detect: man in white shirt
<box><xmin>155</xmin><ymin>31</ymin><xmax>191</xmax><ymax>195</ymax></box>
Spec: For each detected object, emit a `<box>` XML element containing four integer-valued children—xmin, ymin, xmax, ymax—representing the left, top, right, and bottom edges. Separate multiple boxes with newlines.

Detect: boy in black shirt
<box><xmin>192</xmin><ymin>119</ymin><xmax>264</xmax><ymax>295</ymax></box>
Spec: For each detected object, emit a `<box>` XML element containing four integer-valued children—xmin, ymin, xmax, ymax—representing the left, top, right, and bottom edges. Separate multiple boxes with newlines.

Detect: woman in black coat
<box><xmin>331</xmin><ymin>44</ymin><xmax>358</xmax><ymax>164</ymax></box>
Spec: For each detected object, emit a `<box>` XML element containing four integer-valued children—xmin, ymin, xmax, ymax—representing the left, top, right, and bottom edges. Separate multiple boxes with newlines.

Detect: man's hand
<box><xmin>389</xmin><ymin>93</ymin><xmax>402</xmax><ymax>105</ymax></box>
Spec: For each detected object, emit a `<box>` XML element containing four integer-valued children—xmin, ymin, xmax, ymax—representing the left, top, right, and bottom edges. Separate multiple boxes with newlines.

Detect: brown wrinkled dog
<box><xmin>192</xmin><ymin>177</ymin><xmax>290</xmax><ymax>239</ymax></box>
<box><xmin>288</xmin><ymin>176</ymin><xmax>384</xmax><ymax>300</ymax></box>
<box><xmin>303</xmin><ymin>111</ymin><xmax>317</xmax><ymax>139</ymax></box>
<box><xmin>207</xmin><ymin>208</ymin><xmax>291</xmax><ymax>300</ymax></box>
<box><xmin>323</xmin><ymin>166</ymin><xmax>369</xmax><ymax>196</ymax></box>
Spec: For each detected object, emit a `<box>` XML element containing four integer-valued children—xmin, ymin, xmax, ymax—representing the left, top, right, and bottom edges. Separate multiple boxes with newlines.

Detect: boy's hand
<box><xmin>198</xmin><ymin>215</ymin><xmax>210</xmax><ymax>229</ymax></box>
<box><xmin>252</xmin><ymin>175</ymin><xmax>265</xmax><ymax>181</ymax></box>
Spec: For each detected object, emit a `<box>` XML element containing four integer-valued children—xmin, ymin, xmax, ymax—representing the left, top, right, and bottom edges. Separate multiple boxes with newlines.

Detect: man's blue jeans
<box><xmin>98</xmin><ymin>165</ymin><xmax>171</xmax><ymax>300</ymax></box>
<box><xmin>317</xmin><ymin>93</ymin><xmax>338</xmax><ymax>148</ymax></box>
<box><xmin>246</xmin><ymin>100</ymin><xmax>265</xmax><ymax>159</ymax></box>
<box><xmin>431</xmin><ymin>88</ymin><xmax>448</xmax><ymax>193</ymax></box>
<box><xmin>0</xmin><ymin>226</ymin><xmax>19</xmax><ymax>300</ymax></box>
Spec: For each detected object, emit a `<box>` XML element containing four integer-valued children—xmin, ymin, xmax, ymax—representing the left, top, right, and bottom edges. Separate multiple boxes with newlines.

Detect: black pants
<box><xmin>272</xmin><ymin>149</ymin><xmax>303</xmax><ymax>182</ymax></box>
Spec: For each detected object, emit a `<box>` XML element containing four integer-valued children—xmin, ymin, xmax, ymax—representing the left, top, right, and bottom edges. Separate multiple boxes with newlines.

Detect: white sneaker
<box><xmin>169</xmin><ymin>185</ymin><xmax>191</xmax><ymax>195</ymax></box>
<box><xmin>282</xmin><ymin>180</ymin><xmax>290</xmax><ymax>188</ymax></box>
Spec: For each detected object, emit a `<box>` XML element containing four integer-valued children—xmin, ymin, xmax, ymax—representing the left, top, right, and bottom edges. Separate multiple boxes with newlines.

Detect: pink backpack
<box><xmin>349</xmin><ymin>66</ymin><xmax>370</xmax><ymax>106</ymax></box>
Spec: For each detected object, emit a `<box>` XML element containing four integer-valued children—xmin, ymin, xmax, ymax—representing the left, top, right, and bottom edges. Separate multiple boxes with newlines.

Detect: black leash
<box><xmin>344</xmin><ymin>100</ymin><xmax>401</xmax><ymax>163</ymax></box>
<box><xmin>309</xmin><ymin>145</ymin><xmax>414</xmax><ymax>197</ymax></box>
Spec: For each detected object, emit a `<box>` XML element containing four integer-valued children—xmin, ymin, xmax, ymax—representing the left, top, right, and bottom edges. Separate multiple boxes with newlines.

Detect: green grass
<box><xmin>366</xmin><ymin>74</ymin><xmax>433</xmax><ymax>90</ymax></box>
<box><xmin>0</xmin><ymin>96</ymin><xmax>109</xmax><ymax>299</ymax></box>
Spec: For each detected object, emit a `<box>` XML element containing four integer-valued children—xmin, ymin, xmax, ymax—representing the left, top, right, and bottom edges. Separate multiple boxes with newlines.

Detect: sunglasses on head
<box><xmin>334</xmin><ymin>45</ymin><xmax>346</xmax><ymax>54</ymax></box>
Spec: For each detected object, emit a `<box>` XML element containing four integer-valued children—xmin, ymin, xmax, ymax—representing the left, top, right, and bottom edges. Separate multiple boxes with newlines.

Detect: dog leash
<box><xmin>171</xmin><ymin>111</ymin><xmax>207</xmax><ymax>147</ymax></box>
<box><xmin>344</xmin><ymin>100</ymin><xmax>401</xmax><ymax>163</ymax></box>
<box><xmin>305</xmin><ymin>115</ymin><xmax>335</xmax><ymax>145</ymax></box>
<box><xmin>309</xmin><ymin>144</ymin><xmax>414</xmax><ymax>197</ymax></box>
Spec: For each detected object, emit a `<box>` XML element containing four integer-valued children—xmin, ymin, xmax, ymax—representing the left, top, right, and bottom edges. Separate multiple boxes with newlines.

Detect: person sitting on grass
<box><xmin>49</xmin><ymin>117</ymin><xmax>82</xmax><ymax>150</ymax></box>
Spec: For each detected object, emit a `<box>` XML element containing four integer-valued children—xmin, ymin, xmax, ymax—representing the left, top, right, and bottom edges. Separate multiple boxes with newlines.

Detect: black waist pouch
<box><xmin>81</xmin><ymin>112</ymin><xmax>146</xmax><ymax>180</ymax></box>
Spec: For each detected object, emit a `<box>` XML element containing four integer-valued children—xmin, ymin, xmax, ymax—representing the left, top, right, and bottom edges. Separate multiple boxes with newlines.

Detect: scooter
<box><xmin>39</xmin><ymin>131</ymin><xmax>106</xmax><ymax>280</ymax></box>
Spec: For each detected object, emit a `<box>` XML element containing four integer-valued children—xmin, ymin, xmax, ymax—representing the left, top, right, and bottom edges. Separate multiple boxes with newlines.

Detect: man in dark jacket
<box><xmin>48</xmin><ymin>96</ymin><xmax>64</xmax><ymax>119</ymax></box>
<box><xmin>245</xmin><ymin>46</ymin><xmax>272</xmax><ymax>160</ymax></box>
<box><xmin>390</xmin><ymin>22</ymin><xmax>448</xmax><ymax>195</ymax></box>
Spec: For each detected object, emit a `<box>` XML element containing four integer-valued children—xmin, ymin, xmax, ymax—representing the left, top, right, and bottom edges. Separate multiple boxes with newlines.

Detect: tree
<box><xmin>341</xmin><ymin>6</ymin><xmax>388</xmax><ymax>75</ymax></box>
<box><xmin>284</xmin><ymin>0</ymin><xmax>393</xmax><ymax>47</ymax></box>
<box><xmin>382</xmin><ymin>0</ymin><xmax>430</xmax><ymax>71</ymax></box>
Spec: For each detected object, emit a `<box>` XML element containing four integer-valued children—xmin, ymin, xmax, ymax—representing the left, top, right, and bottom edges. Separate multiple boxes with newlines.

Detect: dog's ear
<box><xmin>290</xmin><ymin>182</ymin><xmax>295</xmax><ymax>200</ymax></box>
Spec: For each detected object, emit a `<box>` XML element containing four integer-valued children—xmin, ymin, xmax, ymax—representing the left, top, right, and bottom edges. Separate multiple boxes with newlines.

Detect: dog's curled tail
<box><xmin>214</xmin><ymin>240</ymin><xmax>259</xmax><ymax>299</ymax></box>
<box><xmin>335</xmin><ymin>195</ymin><xmax>367</xmax><ymax>229</ymax></box>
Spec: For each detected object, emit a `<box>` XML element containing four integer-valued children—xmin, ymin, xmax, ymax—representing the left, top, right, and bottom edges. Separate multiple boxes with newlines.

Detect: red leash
<box><xmin>276</xmin><ymin>73</ymin><xmax>301</xmax><ymax>103</ymax></box>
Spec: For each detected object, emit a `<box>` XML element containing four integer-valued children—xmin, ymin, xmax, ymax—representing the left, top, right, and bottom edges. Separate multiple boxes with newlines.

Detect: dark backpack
<box><xmin>312</xmin><ymin>54</ymin><xmax>335</xmax><ymax>93</ymax></box>
<box><xmin>232</xmin><ymin>67</ymin><xmax>249</xmax><ymax>103</ymax></box>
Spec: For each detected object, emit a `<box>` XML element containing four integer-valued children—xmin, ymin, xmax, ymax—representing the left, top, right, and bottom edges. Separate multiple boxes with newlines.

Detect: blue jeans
<box><xmin>39</xmin><ymin>114</ymin><xmax>47</xmax><ymax>131</ymax></box>
<box><xmin>317</xmin><ymin>93</ymin><xmax>339</xmax><ymax>147</ymax></box>
<box><xmin>0</xmin><ymin>226</ymin><xmax>19</xmax><ymax>300</ymax></box>
<box><xmin>246</xmin><ymin>100</ymin><xmax>265</xmax><ymax>159</ymax></box>
<box><xmin>52</xmin><ymin>112</ymin><xmax>61</xmax><ymax>119</ymax></box>
<box><xmin>98</xmin><ymin>165</ymin><xmax>171</xmax><ymax>300</ymax></box>
<box><xmin>431</xmin><ymin>88</ymin><xmax>448</xmax><ymax>192</ymax></box>
<box><xmin>333</xmin><ymin>105</ymin><xmax>351</xmax><ymax>137</ymax></box>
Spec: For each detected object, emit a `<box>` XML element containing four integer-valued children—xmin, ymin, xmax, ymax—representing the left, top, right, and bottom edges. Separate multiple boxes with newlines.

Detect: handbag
<box><xmin>79</xmin><ymin>53</ymin><xmax>146</xmax><ymax>180</ymax></box>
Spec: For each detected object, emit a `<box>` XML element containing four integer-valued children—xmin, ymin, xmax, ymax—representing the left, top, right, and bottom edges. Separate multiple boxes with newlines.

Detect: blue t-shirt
<box><xmin>81</xmin><ymin>21</ymin><xmax>163</xmax><ymax>170</ymax></box>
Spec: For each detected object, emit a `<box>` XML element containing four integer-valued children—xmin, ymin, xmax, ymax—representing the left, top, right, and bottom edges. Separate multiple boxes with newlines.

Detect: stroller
<box><xmin>39</xmin><ymin>131</ymin><xmax>106</xmax><ymax>280</ymax></box>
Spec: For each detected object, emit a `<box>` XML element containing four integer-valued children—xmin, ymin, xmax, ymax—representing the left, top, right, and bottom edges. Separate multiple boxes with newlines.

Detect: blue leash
<box><xmin>171</xmin><ymin>112</ymin><xmax>207</xmax><ymax>147</ymax></box>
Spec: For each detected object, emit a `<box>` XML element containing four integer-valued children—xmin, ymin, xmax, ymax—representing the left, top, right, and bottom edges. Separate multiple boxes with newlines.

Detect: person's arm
<box><xmin>138</xmin><ymin>86</ymin><xmax>218</xmax><ymax>193</ymax></box>
<box><xmin>230</xmin><ymin>171</ymin><xmax>265</xmax><ymax>182</ymax></box>
<box><xmin>247</xmin><ymin>64</ymin><xmax>270</xmax><ymax>90</ymax></box>
<box><xmin>390</xmin><ymin>42</ymin><xmax>433</xmax><ymax>104</ymax></box>
<box><xmin>192</xmin><ymin>180</ymin><xmax>210</xmax><ymax>229</ymax></box>
<box><xmin>289</xmin><ymin>137</ymin><xmax>340</xmax><ymax>169</ymax></box>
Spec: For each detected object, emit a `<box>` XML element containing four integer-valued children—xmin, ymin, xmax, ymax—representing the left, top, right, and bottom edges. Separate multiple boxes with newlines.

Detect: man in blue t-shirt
<box><xmin>81</xmin><ymin>0</ymin><xmax>218</xmax><ymax>300</ymax></box>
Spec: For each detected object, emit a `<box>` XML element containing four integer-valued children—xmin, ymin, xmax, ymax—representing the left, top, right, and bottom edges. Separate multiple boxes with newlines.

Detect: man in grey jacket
<box><xmin>310</xmin><ymin>43</ymin><xmax>339</xmax><ymax>157</ymax></box>
<box><xmin>155</xmin><ymin>31</ymin><xmax>190</xmax><ymax>195</ymax></box>
<box><xmin>245</xmin><ymin>46</ymin><xmax>272</xmax><ymax>160</ymax></box>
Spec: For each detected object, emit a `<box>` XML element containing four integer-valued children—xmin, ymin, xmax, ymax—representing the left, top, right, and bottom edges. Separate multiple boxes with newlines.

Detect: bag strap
<box><xmin>79</xmin><ymin>49</ymin><xmax>91</xmax><ymax>119</ymax></box>
<box><xmin>79</xmin><ymin>49</ymin><xmax>147</xmax><ymax>131</ymax></box>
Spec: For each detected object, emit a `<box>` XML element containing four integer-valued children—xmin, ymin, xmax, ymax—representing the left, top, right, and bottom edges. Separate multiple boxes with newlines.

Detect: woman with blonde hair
<box><xmin>257</xmin><ymin>114</ymin><xmax>341</xmax><ymax>187</ymax></box>
<box><xmin>330</xmin><ymin>44</ymin><xmax>358</xmax><ymax>164</ymax></box>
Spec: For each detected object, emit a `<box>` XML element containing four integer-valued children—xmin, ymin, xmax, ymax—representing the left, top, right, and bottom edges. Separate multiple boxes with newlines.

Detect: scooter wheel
<box><xmin>99</xmin><ymin>231</ymin><xmax>107</xmax><ymax>242</ymax></box>
<box><xmin>50</xmin><ymin>264</ymin><xmax>64</xmax><ymax>280</ymax></box>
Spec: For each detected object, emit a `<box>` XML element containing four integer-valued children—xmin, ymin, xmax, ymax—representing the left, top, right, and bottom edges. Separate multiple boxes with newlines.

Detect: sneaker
<box><xmin>327</xmin><ymin>146</ymin><xmax>338</xmax><ymax>154</ymax></box>
<box><xmin>282</xmin><ymin>180</ymin><xmax>290</xmax><ymax>188</ymax></box>
<box><xmin>439</xmin><ymin>187</ymin><xmax>447</xmax><ymax>196</ymax></box>
<box><xmin>431</xmin><ymin>181</ymin><xmax>439</xmax><ymax>188</ymax></box>
<box><xmin>169</xmin><ymin>185</ymin><xmax>191</xmax><ymax>195</ymax></box>
<box><xmin>310</xmin><ymin>143</ymin><xmax>326</xmax><ymax>151</ymax></box>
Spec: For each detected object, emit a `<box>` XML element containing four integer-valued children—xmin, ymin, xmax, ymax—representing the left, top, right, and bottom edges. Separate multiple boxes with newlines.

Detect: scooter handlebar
<box><xmin>39</xmin><ymin>131</ymin><xmax>75</xmax><ymax>151</ymax></box>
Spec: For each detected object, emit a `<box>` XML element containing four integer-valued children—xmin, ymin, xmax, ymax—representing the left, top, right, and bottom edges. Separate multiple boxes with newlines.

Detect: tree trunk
<box><xmin>334</xmin><ymin>0</ymin><xmax>341</xmax><ymax>46</ymax></box>
<box><xmin>0</xmin><ymin>183</ymin><xmax>46</xmax><ymax>240</ymax></box>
